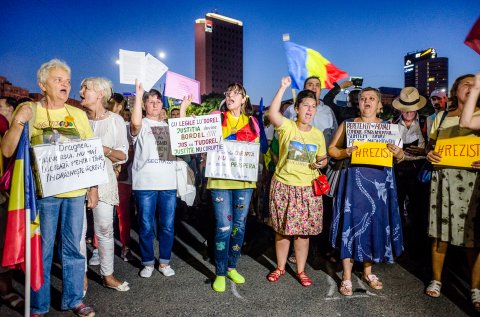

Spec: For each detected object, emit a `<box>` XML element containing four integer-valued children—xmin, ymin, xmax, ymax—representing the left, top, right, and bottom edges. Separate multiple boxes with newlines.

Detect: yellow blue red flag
<box><xmin>284</xmin><ymin>41</ymin><xmax>348</xmax><ymax>90</ymax></box>
<box><xmin>1</xmin><ymin>124</ymin><xmax>44</xmax><ymax>291</ymax></box>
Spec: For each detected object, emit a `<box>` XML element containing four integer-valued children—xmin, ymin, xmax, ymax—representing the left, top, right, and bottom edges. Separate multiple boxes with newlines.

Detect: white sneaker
<box><xmin>158</xmin><ymin>265</ymin><xmax>175</xmax><ymax>277</ymax></box>
<box><xmin>89</xmin><ymin>249</ymin><xmax>100</xmax><ymax>266</ymax></box>
<box><xmin>140</xmin><ymin>265</ymin><xmax>154</xmax><ymax>278</ymax></box>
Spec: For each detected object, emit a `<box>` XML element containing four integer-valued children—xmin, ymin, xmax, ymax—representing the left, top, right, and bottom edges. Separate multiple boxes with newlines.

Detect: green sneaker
<box><xmin>227</xmin><ymin>269</ymin><xmax>245</xmax><ymax>284</ymax></box>
<box><xmin>212</xmin><ymin>276</ymin><xmax>226</xmax><ymax>292</ymax></box>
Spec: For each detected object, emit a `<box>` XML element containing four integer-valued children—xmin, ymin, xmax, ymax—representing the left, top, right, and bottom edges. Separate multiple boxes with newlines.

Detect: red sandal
<box><xmin>267</xmin><ymin>268</ymin><xmax>285</xmax><ymax>282</ymax></box>
<box><xmin>297</xmin><ymin>271</ymin><xmax>312</xmax><ymax>287</ymax></box>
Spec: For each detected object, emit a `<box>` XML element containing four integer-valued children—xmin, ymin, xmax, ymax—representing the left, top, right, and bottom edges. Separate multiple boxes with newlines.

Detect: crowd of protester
<box><xmin>0</xmin><ymin>59</ymin><xmax>479</xmax><ymax>316</ymax></box>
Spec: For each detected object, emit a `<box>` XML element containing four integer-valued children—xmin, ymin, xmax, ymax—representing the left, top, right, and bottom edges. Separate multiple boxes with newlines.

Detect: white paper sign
<box><xmin>119</xmin><ymin>49</ymin><xmax>168</xmax><ymax>92</ymax></box>
<box><xmin>32</xmin><ymin>138</ymin><xmax>108</xmax><ymax>197</ymax></box>
<box><xmin>346</xmin><ymin>122</ymin><xmax>403</xmax><ymax>147</ymax></box>
<box><xmin>164</xmin><ymin>71</ymin><xmax>201</xmax><ymax>104</ymax></box>
<box><xmin>168</xmin><ymin>114</ymin><xmax>223</xmax><ymax>155</ymax></box>
<box><xmin>205</xmin><ymin>141</ymin><xmax>260</xmax><ymax>182</ymax></box>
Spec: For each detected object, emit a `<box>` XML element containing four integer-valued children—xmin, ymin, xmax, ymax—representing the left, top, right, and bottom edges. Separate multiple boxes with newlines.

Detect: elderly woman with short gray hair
<box><xmin>79</xmin><ymin>77</ymin><xmax>130</xmax><ymax>292</ymax></box>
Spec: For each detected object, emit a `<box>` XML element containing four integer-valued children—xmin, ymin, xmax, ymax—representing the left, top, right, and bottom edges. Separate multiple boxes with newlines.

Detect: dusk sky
<box><xmin>0</xmin><ymin>0</ymin><xmax>478</xmax><ymax>104</ymax></box>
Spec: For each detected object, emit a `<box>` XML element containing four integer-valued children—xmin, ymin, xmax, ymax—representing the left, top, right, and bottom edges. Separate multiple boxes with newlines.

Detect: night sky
<box><xmin>0</xmin><ymin>0</ymin><xmax>478</xmax><ymax>104</ymax></box>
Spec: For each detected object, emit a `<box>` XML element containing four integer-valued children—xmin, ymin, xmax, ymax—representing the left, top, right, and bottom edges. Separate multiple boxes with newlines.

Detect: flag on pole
<box><xmin>465</xmin><ymin>17</ymin><xmax>480</xmax><ymax>54</ymax></box>
<box><xmin>2</xmin><ymin>124</ymin><xmax>44</xmax><ymax>291</ymax></box>
<box><xmin>284</xmin><ymin>41</ymin><xmax>348</xmax><ymax>90</ymax></box>
<box><xmin>256</xmin><ymin>98</ymin><xmax>269</xmax><ymax>154</ymax></box>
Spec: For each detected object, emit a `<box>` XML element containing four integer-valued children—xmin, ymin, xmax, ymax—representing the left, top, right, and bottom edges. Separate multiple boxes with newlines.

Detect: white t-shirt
<box><xmin>132</xmin><ymin>118</ymin><xmax>176</xmax><ymax>190</ymax></box>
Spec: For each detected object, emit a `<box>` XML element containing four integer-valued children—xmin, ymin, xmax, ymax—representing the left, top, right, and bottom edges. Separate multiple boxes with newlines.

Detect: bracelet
<box><xmin>105</xmin><ymin>148</ymin><xmax>113</xmax><ymax>157</ymax></box>
<box><xmin>16</xmin><ymin>120</ymin><xmax>25</xmax><ymax>127</ymax></box>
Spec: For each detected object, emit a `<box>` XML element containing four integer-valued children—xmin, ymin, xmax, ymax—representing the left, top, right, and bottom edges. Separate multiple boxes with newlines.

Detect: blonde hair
<box><xmin>37</xmin><ymin>59</ymin><xmax>71</xmax><ymax>84</ymax></box>
<box><xmin>80</xmin><ymin>77</ymin><xmax>113</xmax><ymax>106</ymax></box>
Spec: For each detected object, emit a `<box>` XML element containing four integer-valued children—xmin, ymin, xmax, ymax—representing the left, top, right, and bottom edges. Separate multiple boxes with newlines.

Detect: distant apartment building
<box><xmin>195</xmin><ymin>13</ymin><xmax>243</xmax><ymax>96</ymax></box>
<box><xmin>404</xmin><ymin>48</ymin><xmax>448</xmax><ymax>97</ymax></box>
<box><xmin>0</xmin><ymin>76</ymin><xmax>30</xmax><ymax>99</ymax></box>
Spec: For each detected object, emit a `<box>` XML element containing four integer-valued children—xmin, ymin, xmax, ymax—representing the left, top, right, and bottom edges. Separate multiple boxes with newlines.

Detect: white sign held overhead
<box><xmin>119</xmin><ymin>49</ymin><xmax>168</xmax><ymax>92</ymax></box>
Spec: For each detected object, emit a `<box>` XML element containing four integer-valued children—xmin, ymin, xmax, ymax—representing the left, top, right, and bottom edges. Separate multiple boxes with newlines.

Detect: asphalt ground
<box><xmin>0</xmin><ymin>205</ymin><xmax>477</xmax><ymax>317</ymax></box>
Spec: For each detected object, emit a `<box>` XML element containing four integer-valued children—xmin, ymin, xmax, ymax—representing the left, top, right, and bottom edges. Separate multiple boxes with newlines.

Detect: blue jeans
<box><xmin>31</xmin><ymin>195</ymin><xmax>85</xmax><ymax>314</ymax></box>
<box><xmin>210</xmin><ymin>189</ymin><xmax>253</xmax><ymax>276</ymax></box>
<box><xmin>135</xmin><ymin>190</ymin><xmax>177</xmax><ymax>266</ymax></box>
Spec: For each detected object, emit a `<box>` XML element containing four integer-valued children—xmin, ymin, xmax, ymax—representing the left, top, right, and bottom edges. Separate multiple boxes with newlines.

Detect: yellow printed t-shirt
<box><xmin>274</xmin><ymin>118</ymin><xmax>326</xmax><ymax>187</ymax></box>
<box><xmin>207</xmin><ymin>111</ymin><xmax>259</xmax><ymax>190</ymax></box>
<box><xmin>31</xmin><ymin>103</ymin><xmax>94</xmax><ymax>198</ymax></box>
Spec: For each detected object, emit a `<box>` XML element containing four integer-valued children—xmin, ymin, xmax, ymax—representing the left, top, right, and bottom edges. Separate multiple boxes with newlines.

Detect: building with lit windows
<box><xmin>404</xmin><ymin>48</ymin><xmax>448</xmax><ymax>97</ymax></box>
<box><xmin>195</xmin><ymin>13</ymin><xmax>243</xmax><ymax>96</ymax></box>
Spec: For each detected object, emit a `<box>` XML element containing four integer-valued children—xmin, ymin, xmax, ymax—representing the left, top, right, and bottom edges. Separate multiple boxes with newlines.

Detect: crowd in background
<box><xmin>0</xmin><ymin>59</ymin><xmax>479</xmax><ymax>316</ymax></box>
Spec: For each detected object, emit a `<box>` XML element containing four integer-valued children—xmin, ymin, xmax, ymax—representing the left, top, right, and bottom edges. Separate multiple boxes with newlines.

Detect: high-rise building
<box><xmin>195</xmin><ymin>13</ymin><xmax>243</xmax><ymax>96</ymax></box>
<box><xmin>404</xmin><ymin>48</ymin><xmax>448</xmax><ymax>97</ymax></box>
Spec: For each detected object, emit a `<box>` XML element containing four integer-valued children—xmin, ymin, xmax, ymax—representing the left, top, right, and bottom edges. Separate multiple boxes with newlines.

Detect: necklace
<box><xmin>227</xmin><ymin>112</ymin><xmax>242</xmax><ymax>134</ymax></box>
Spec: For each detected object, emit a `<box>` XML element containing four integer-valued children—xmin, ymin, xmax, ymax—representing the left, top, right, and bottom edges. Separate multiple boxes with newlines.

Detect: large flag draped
<box><xmin>465</xmin><ymin>17</ymin><xmax>480</xmax><ymax>54</ymax></box>
<box><xmin>2</xmin><ymin>124</ymin><xmax>44</xmax><ymax>291</ymax></box>
<box><xmin>284</xmin><ymin>41</ymin><xmax>348</xmax><ymax>90</ymax></box>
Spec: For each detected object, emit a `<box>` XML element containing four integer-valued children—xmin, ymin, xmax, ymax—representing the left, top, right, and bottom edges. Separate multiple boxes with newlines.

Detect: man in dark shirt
<box><xmin>323</xmin><ymin>80</ymin><xmax>360</xmax><ymax>124</ymax></box>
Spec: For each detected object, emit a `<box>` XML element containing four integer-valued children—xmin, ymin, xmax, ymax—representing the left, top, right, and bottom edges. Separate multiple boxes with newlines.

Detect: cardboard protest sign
<box><xmin>346</xmin><ymin>122</ymin><xmax>402</xmax><ymax>147</ymax></box>
<box><xmin>205</xmin><ymin>141</ymin><xmax>260</xmax><ymax>182</ymax></box>
<box><xmin>164</xmin><ymin>71</ymin><xmax>201</xmax><ymax>104</ymax></box>
<box><xmin>433</xmin><ymin>135</ymin><xmax>480</xmax><ymax>168</ymax></box>
<box><xmin>169</xmin><ymin>114</ymin><xmax>223</xmax><ymax>155</ymax></box>
<box><xmin>32</xmin><ymin>138</ymin><xmax>108</xmax><ymax>197</ymax></box>
<box><xmin>350</xmin><ymin>140</ymin><xmax>393</xmax><ymax>167</ymax></box>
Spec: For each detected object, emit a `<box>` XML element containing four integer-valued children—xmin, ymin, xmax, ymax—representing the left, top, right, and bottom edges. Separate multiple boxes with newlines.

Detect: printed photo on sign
<box><xmin>287</xmin><ymin>140</ymin><xmax>317</xmax><ymax>163</ymax></box>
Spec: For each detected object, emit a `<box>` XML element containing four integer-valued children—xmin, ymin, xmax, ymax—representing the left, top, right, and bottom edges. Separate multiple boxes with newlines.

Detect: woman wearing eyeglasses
<box><xmin>180</xmin><ymin>83</ymin><xmax>260</xmax><ymax>292</ymax></box>
<box><xmin>131</xmin><ymin>80</ymin><xmax>189</xmax><ymax>278</ymax></box>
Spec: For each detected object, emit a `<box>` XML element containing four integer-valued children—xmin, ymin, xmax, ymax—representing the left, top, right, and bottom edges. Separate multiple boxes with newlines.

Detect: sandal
<box><xmin>471</xmin><ymin>288</ymin><xmax>480</xmax><ymax>311</ymax></box>
<box><xmin>267</xmin><ymin>268</ymin><xmax>285</xmax><ymax>282</ymax></box>
<box><xmin>339</xmin><ymin>280</ymin><xmax>353</xmax><ymax>296</ymax></box>
<box><xmin>363</xmin><ymin>274</ymin><xmax>383</xmax><ymax>290</ymax></box>
<box><xmin>1</xmin><ymin>292</ymin><xmax>24</xmax><ymax>310</ymax></box>
<box><xmin>72</xmin><ymin>303</ymin><xmax>95</xmax><ymax>317</ymax></box>
<box><xmin>296</xmin><ymin>271</ymin><xmax>312</xmax><ymax>287</ymax></box>
<box><xmin>425</xmin><ymin>280</ymin><xmax>442</xmax><ymax>298</ymax></box>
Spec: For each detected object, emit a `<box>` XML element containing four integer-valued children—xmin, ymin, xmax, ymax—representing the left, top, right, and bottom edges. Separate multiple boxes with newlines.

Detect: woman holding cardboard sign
<box><xmin>266</xmin><ymin>76</ymin><xmax>327</xmax><ymax>288</ymax></box>
<box><xmin>425</xmin><ymin>74</ymin><xmax>480</xmax><ymax>312</ymax></box>
<box><xmin>1</xmin><ymin>59</ymin><xmax>96</xmax><ymax>317</ymax></box>
<box><xmin>80</xmin><ymin>77</ymin><xmax>130</xmax><ymax>292</ymax></box>
<box><xmin>328</xmin><ymin>87</ymin><xmax>405</xmax><ymax>296</ymax></box>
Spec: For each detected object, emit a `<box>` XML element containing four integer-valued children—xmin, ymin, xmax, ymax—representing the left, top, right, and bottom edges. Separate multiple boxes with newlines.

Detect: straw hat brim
<box><xmin>392</xmin><ymin>96</ymin><xmax>427</xmax><ymax>112</ymax></box>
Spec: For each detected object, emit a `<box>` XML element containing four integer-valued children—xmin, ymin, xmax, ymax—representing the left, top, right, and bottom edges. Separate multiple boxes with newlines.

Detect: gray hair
<box><xmin>37</xmin><ymin>59</ymin><xmax>71</xmax><ymax>84</ymax></box>
<box><xmin>81</xmin><ymin>77</ymin><xmax>113</xmax><ymax>106</ymax></box>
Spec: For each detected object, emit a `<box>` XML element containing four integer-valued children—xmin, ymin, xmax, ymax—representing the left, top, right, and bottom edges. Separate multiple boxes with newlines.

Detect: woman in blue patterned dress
<box><xmin>328</xmin><ymin>87</ymin><xmax>405</xmax><ymax>296</ymax></box>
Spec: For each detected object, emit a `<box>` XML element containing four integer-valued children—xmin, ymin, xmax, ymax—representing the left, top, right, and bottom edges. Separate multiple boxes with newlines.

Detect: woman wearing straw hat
<box><xmin>391</xmin><ymin>87</ymin><xmax>430</xmax><ymax>261</ymax></box>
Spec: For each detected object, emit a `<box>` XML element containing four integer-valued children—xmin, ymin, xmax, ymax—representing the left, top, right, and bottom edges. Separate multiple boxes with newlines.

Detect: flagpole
<box><xmin>24</xmin><ymin>202</ymin><xmax>31</xmax><ymax>317</ymax></box>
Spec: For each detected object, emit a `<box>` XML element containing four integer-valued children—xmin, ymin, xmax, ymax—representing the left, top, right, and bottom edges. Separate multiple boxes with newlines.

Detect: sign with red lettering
<box><xmin>350</xmin><ymin>141</ymin><xmax>393</xmax><ymax>167</ymax></box>
<box><xmin>433</xmin><ymin>135</ymin><xmax>480</xmax><ymax>168</ymax></box>
<box><xmin>168</xmin><ymin>114</ymin><xmax>223</xmax><ymax>155</ymax></box>
<box><xmin>346</xmin><ymin>122</ymin><xmax>402</xmax><ymax>147</ymax></box>
<box><xmin>205</xmin><ymin>140</ymin><xmax>260</xmax><ymax>181</ymax></box>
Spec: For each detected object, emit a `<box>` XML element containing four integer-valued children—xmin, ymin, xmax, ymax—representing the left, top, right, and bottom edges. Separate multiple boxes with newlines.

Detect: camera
<box><xmin>350</xmin><ymin>77</ymin><xmax>363</xmax><ymax>88</ymax></box>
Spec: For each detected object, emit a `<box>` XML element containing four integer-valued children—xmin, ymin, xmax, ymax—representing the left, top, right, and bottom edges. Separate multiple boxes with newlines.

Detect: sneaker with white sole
<box><xmin>140</xmin><ymin>265</ymin><xmax>154</xmax><ymax>278</ymax></box>
<box><xmin>158</xmin><ymin>265</ymin><xmax>175</xmax><ymax>277</ymax></box>
<box><xmin>89</xmin><ymin>249</ymin><xmax>100</xmax><ymax>266</ymax></box>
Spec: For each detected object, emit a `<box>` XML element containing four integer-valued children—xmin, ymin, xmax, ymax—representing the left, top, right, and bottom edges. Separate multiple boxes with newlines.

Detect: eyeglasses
<box><xmin>224</xmin><ymin>92</ymin><xmax>243</xmax><ymax>99</ymax></box>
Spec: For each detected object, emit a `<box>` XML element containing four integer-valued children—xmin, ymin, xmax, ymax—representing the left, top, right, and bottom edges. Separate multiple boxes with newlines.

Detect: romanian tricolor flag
<box><xmin>2</xmin><ymin>124</ymin><xmax>44</xmax><ymax>291</ymax></box>
<box><xmin>284</xmin><ymin>41</ymin><xmax>348</xmax><ymax>90</ymax></box>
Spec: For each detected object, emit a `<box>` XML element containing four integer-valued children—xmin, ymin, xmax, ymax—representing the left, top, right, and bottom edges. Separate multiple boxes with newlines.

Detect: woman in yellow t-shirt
<box><xmin>266</xmin><ymin>76</ymin><xmax>327</xmax><ymax>287</ymax></box>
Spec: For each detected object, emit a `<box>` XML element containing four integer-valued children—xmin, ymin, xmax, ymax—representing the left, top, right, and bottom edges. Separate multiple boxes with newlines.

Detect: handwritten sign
<box><xmin>169</xmin><ymin>114</ymin><xmax>223</xmax><ymax>155</ymax></box>
<box><xmin>350</xmin><ymin>141</ymin><xmax>393</xmax><ymax>167</ymax></box>
<box><xmin>205</xmin><ymin>141</ymin><xmax>260</xmax><ymax>182</ymax></box>
<box><xmin>346</xmin><ymin>122</ymin><xmax>402</xmax><ymax>147</ymax></box>
<box><xmin>433</xmin><ymin>135</ymin><xmax>480</xmax><ymax>168</ymax></box>
<box><xmin>164</xmin><ymin>71</ymin><xmax>201</xmax><ymax>104</ymax></box>
<box><xmin>32</xmin><ymin>138</ymin><xmax>108</xmax><ymax>197</ymax></box>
